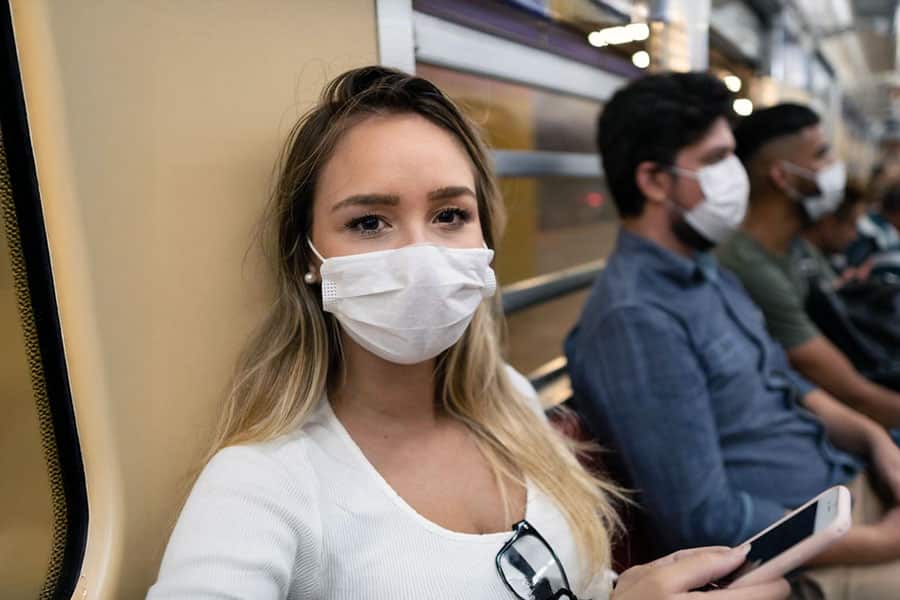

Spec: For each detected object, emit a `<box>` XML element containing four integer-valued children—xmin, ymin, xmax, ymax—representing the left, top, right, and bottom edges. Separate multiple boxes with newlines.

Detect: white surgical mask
<box><xmin>782</xmin><ymin>160</ymin><xmax>847</xmax><ymax>221</ymax></box>
<box><xmin>310</xmin><ymin>241</ymin><xmax>496</xmax><ymax>365</ymax></box>
<box><xmin>672</xmin><ymin>154</ymin><xmax>750</xmax><ymax>243</ymax></box>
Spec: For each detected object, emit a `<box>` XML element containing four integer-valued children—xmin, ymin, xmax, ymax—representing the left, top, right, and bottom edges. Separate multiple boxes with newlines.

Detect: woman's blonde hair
<box><xmin>207</xmin><ymin>66</ymin><xmax>622</xmax><ymax>579</ymax></box>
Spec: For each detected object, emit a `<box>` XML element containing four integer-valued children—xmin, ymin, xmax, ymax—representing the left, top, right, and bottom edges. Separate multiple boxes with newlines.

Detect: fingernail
<box><xmin>732</xmin><ymin>543</ymin><xmax>751</xmax><ymax>556</ymax></box>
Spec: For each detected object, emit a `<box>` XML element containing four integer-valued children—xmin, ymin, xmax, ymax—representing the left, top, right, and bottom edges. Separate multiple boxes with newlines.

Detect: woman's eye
<box><xmin>346</xmin><ymin>214</ymin><xmax>388</xmax><ymax>235</ymax></box>
<box><xmin>358</xmin><ymin>215</ymin><xmax>381</xmax><ymax>230</ymax></box>
<box><xmin>434</xmin><ymin>208</ymin><xmax>471</xmax><ymax>226</ymax></box>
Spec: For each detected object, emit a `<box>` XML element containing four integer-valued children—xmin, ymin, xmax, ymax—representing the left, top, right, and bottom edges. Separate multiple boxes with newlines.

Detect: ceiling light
<box><xmin>588</xmin><ymin>23</ymin><xmax>650</xmax><ymax>47</ymax></box>
<box><xmin>625</xmin><ymin>23</ymin><xmax>650</xmax><ymax>41</ymax></box>
<box><xmin>603</xmin><ymin>26</ymin><xmax>633</xmax><ymax>45</ymax></box>
<box><xmin>632</xmin><ymin>51</ymin><xmax>650</xmax><ymax>69</ymax></box>
<box><xmin>723</xmin><ymin>75</ymin><xmax>742</xmax><ymax>93</ymax></box>
<box><xmin>588</xmin><ymin>31</ymin><xmax>608</xmax><ymax>47</ymax></box>
<box><xmin>733</xmin><ymin>98</ymin><xmax>754</xmax><ymax>116</ymax></box>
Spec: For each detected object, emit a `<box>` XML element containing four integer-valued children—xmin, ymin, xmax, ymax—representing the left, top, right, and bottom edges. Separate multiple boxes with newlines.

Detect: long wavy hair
<box><xmin>206</xmin><ymin>66</ymin><xmax>622</xmax><ymax>579</ymax></box>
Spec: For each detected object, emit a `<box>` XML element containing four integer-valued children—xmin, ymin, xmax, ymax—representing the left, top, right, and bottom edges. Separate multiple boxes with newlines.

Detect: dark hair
<box><xmin>733</xmin><ymin>103</ymin><xmax>820</xmax><ymax>164</ymax></box>
<box><xmin>881</xmin><ymin>182</ymin><xmax>900</xmax><ymax>216</ymax></box>
<box><xmin>597</xmin><ymin>72</ymin><xmax>732</xmax><ymax>218</ymax></box>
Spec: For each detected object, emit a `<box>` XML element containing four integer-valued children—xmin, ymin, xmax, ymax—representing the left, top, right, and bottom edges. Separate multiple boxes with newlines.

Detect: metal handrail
<box><xmin>493</xmin><ymin>150</ymin><xmax>603</xmax><ymax>179</ymax></box>
<box><xmin>527</xmin><ymin>355</ymin><xmax>568</xmax><ymax>390</ymax></box>
<box><xmin>501</xmin><ymin>259</ymin><xmax>605</xmax><ymax>315</ymax></box>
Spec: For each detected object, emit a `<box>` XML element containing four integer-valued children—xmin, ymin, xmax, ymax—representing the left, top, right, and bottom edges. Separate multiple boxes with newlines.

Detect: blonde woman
<box><xmin>148</xmin><ymin>67</ymin><xmax>788</xmax><ymax>600</ymax></box>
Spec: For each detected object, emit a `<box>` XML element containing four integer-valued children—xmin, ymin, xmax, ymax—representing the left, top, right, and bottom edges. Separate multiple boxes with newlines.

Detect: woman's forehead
<box><xmin>315</xmin><ymin>113</ymin><xmax>476</xmax><ymax>208</ymax></box>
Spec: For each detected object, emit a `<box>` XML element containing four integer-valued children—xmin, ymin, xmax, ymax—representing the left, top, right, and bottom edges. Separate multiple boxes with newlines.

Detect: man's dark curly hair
<box><xmin>598</xmin><ymin>72</ymin><xmax>733</xmax><ymax>218</ymax></box>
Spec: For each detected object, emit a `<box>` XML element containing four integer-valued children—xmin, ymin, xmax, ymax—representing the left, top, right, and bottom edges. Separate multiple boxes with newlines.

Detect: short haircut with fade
<box><xmin>597</xmin><ymin>72</ymin><xmax>732</xmax><ymax>218</ymax></box>
<box><xmin>733</xmin><ymin>103</ymin><xmax>820</xmax><ymax>164</ymax></box>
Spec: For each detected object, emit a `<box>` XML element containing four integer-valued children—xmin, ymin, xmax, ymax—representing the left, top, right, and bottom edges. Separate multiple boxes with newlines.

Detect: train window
<box><xmin>493</xmin><ymin>175</ymin><xmax>617</xmax><ymax>283</ymax></box>
<box><xmin>416</xmin><ymin>63</ymin><xmax>599</xmax><ymax>154</ymax></box>
<box><xmin>506</xmin><ymin>289</ymin><xmax>593</xmax><ymax>374</ymax></box>
<box><xmin>500</xmin><ymin>176</ymin><xmax>615</xmax><ymax>375</ymax></box>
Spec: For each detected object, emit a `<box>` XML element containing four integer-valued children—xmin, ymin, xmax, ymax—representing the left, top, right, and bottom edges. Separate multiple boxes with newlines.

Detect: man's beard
<box><xmin>670</xmin><ymin>210</ymin><xmax>715</xmax><ymax>252</ymax></box>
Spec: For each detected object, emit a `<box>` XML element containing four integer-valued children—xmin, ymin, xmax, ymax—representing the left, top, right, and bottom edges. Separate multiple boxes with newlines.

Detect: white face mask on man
<box><xmin>781</xmin><ymin>160</ymin><xmax>847</xmax><ymax>221</ymax></box>
<box><xmin>308</xmin><ymin>241</ymin><xmax>496</xmax><ymax>365</ymax></box>
<box><xmin>671</xmin><ymin>154</ymin><xmax>750</xmax><ymax>244</ymax></box>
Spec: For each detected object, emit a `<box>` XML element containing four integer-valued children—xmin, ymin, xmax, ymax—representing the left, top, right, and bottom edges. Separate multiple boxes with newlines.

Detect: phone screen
<box><xmin>716</xmin><ymin>501</ymin><xmax>818</xmax><ymax>586</ymax></box>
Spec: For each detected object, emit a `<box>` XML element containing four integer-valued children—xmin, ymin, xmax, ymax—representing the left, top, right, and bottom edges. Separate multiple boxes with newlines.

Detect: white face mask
<box><xmin>782</xmin><ymin>160</ymin><xmax>847</xmax><ymax>221</ymax></box>
<box><xmin>672</xmin><ymin>154</ymin><xmax>750</xmax><ymax>243</ymax></box>
<box><xmin>310</xmin><ymin>241</ymin><xmax>496</xmax><ymax>365</ymax></box>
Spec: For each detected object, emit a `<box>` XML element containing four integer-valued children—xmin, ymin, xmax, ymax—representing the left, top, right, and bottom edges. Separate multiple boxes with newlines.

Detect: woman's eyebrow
<box><xmin>428</xmin><ymin>186</ymin><xmax>476</xmax><ymax>201</ymax></box>
<box><xmin>331</xmin><ymin>193</ymin><xmax>400</xmax><ymax>213</ymax></box>
<box><xmin>331</xmin><ymin>187</ymin><xmax>475</xmax><ymax>212</ymax></box>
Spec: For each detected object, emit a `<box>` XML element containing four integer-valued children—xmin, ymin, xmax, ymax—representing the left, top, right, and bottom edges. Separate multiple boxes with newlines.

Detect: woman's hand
<box><xmin>870</xmin><ymin>505</ymin><xmax>900</xmax><ymax>560</ymax></box>
<box><xmin>611</xmin><ymin>546</ymin><xmax>790</xmax><ymax>599</ymax></box>
<box><xmin>870</xmin><ymin>434</ymin><xmax>900</xmax><ymax>503</ymax></box>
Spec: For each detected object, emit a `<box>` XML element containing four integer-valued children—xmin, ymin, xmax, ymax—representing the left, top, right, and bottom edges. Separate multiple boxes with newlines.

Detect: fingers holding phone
<box><xmin>870</xmin><ymin>436</ymin><xmax>900</xmax><ymax>503</ymax></box>
<box><xmin>871</xmin><ymin>505</ymin><xmax>900</xmax><ymax>555</ymax></box>
<box><xmin>690</xmin><ymin>579</ymin><xmax>791</xmax><ymax>600</ymax></box>
<box><xmin>612</xmin><ymin>486</ymin><xmax>851</xmax><ymax>600</ymax></box>
<box><xmin>610</xmin><ymin>546</ymin><xmax>789</xmax><ymax>600</ymax></box>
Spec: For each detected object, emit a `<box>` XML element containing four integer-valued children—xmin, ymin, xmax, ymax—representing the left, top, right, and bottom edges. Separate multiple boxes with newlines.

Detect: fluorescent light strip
<box><xmin>414</xmin><ymin>11</ymin><xmax>626</xmax><ymax>102</ymax></box>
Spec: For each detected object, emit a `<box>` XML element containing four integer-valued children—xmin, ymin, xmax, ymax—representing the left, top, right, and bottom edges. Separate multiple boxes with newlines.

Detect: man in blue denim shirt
<box><xmin>566</xmin><ymin>72</ymin><xmax>900</xmax><ymax>597</ymax></box>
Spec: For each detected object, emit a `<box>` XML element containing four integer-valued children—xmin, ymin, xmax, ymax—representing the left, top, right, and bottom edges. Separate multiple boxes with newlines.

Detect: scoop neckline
<box><xmin>320</xmin><ymin>397</ymin><xmax>532</xmax><ymax>543</ymax></box>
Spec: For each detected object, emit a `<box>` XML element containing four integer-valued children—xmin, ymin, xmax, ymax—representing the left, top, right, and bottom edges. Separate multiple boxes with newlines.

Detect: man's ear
<box><xmin>767</xmin><ymin>160</ymin><xmax>791</xmax><ymax>193</ymax></box>
<box><xmin>635</xmin><ymin>161</ymin><xmax>671</xmax><ymax>206</ymax></box>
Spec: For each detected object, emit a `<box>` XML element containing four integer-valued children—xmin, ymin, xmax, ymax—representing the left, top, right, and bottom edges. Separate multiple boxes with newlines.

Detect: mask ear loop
<box><xmin>777</xmin><ymin>161</ymin><xmax>816</xmax><ymax>203</ymax></box>
<box><xmin>304</xmin><ymin>239</ymin><xmax>326</xmax><ymax>285</ymax></box>
<box><xmin>664</xmin><ymin>165</ymin><xmax>698</xmax><ymax>213</ymax></box>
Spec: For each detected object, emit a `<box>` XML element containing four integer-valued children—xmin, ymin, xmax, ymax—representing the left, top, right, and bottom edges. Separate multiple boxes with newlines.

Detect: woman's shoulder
<box><xmin>197</xmin><ymin>402</ymin><xmax>339</xmax><ymax>495</ymax></box>
<box><xmin>150</xmin><ymin>427</ymin><xmax>329</xmax><ymax>597</ymax></box>
<box><xmin>184</xmin><ymin>434</ymin><xmax>326</xmax><ymax>544</ymax></box>
<box><xmin>201</xmin><ymin>435</ymin><xmax>318</xmax><ymax>493</ymax></box>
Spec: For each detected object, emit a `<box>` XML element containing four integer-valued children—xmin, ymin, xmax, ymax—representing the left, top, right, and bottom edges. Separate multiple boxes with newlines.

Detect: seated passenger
<box><xmin>147</xmin><ymin>67</ymin><xmax>787</xmax><ymax>600</ymax></box>
<box><xmin>846</xmin><ymin>182</ymin><xmax>900</xmax><ymax>278</ymax></box>
<box><xmin>718</xmin><ymin>104</ymin><xmax>900</xmax><ymax>427</ymax></box>
<box><xmin>801</xmin><ymin>181</ymin><xmax>869</xmax><ymax>280</ymax></box>
<box><xmin>565</xmin><ymin>72</ymin><xmax>900</xmax><ymax>599</ymax></box>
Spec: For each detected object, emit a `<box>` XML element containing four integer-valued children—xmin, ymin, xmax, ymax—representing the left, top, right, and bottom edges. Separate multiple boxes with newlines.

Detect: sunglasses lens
<box><xmin>499</xmin><ymin>535</ymin><xmax>568</xmax><ymax>600</ymax></box>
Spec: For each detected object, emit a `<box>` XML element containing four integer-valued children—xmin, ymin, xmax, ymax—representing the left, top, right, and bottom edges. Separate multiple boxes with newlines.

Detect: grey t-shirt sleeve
<box><xmin>719</xmin><ymin>236</ymin><xmax>820</xmax><ymax>350</ymax></box>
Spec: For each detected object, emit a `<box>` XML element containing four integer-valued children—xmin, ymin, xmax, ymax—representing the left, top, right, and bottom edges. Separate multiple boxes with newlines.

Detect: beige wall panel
<box><xmin>10</xmin><ymin>1</ymin><xmax>378</xmax><ymax>597</ymax></box>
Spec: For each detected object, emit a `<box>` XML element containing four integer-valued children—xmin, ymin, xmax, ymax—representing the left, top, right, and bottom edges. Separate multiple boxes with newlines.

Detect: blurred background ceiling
<box><xmin>555</xmin><ymin>0</ymin><xmax>900</xmax><ymax>135</ymax></box>
<box><xmin>428</xmin><ymin>0</ymin><xmax>900</xmax><ymax>137</ymax></box>
<box><xmin>772</xmin><ymin>0</ymin><xmax>896</xmax><ymax>130</ymax></box>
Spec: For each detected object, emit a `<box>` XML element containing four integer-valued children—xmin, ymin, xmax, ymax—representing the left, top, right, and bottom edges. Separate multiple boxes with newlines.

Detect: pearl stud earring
<box><xmin>304</xmin><ymin>271</ymin><xmax>318</xmax><ymax>285</ymax></box>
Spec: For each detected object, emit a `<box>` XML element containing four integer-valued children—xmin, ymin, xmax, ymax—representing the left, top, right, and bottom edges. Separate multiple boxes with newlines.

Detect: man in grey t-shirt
<box><xmin>719</xmin><ymin>103</ymin><xmax>900</xmax><ymax>428</ymax></box>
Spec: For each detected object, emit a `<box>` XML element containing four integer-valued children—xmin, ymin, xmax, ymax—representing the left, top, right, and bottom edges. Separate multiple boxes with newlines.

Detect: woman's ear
<box><xmin>635</xmin><ymin>161</ymin><xmax>671</xmax><ymax>206</ymax></box>
<box><xmin>304</xmin><ymin>235</ymin><xmax>323</xmax><ymax>284</ymax></box>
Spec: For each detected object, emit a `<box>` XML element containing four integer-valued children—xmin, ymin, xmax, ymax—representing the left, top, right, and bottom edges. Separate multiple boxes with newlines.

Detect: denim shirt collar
<box><xmin>616</xmin><ymin>228</ymin><xmax>717</xmax><ymax>284</ymax></box>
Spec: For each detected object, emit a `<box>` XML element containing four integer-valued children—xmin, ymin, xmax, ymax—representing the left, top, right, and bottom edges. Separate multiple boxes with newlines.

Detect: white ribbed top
<box><xmin>147</xmin><ymin>368</ymin><xmax>613</xmax><ymax>599</ymax></box>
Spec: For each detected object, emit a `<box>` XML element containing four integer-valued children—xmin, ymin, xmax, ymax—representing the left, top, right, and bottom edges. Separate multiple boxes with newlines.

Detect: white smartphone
<box><xmin>717</xmin><ymin>485</ymin><xmax>852</xmax><ymax>588</ymax></box>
